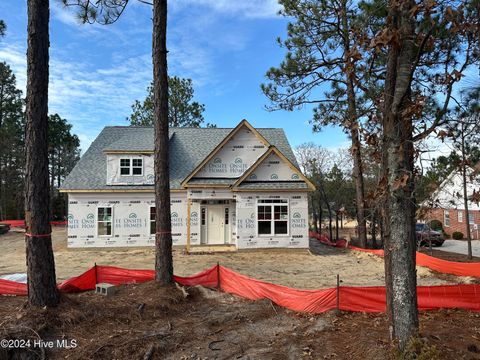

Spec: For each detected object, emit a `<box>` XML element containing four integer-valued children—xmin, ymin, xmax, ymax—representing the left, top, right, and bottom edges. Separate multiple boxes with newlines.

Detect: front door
<box><xmin>208</xmin><ymin>205</ymin><xmax>225</xmax><ymax>244</ymax></box>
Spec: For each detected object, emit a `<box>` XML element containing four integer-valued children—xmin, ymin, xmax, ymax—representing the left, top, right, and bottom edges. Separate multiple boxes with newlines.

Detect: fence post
<box><xmin>217</xmin><ymin>261</ymin><xmax>220</xmax><ymax>291</ymax></box>
<box><xmin>336</xmin><ymin>274</ymin><xmax>340</xmax><ymax>315</ymax></box>
<box><xmin>94</xmin><ymin>262</ymin><xmax>98</xmax><ymax>285</ymax></box>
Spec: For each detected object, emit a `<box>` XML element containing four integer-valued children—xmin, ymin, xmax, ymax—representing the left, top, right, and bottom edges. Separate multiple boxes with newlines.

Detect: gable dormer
<box><xmin>247</xmin><ymin>152</ymin><xmax>300</xmax><ymax>181</ymax></box>
<box><xmin>105</xmin><ymin>152</ymin><xmax>154</xmax><ymax>185</ymax></box>
<box><xmin>182</xmin><ymin>120</ymin><xmax>270</xmax><ymax>185</ymax></box>
<box><xmin>232</xmin><ymin>146</ymin><xmax>315</xmax><ymax>191</ymax></box>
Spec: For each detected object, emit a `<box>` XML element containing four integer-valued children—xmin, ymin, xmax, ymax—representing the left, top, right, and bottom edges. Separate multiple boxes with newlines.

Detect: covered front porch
<box><xmin>185</xmin><ymin>188</ymin><xmax>237</xmax><ymax>252</ymax></box>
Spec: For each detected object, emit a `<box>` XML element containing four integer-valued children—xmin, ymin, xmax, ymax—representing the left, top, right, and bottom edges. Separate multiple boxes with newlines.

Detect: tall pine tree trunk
<box><xmin>153</xmin><ymin>0</ymin><xmax>173</xmax><ymax>284</ymax></box>
<box><xmin>382</xmin><ymin>0</ymin><xmax>418</xmax><ymax>349</ymax></box>
<box><xmin>340</xmin><ymin>0</ymin><xmax>367</xmax><ymax>248</ymax></box>
<box><xmin>25</xmin><ymin>0</ymin><xmax>59</xmax><ymax>307</ymax></box>
<box><xmin>460</xmin><ymin>127</ymin><xmax>473</xmax><ymax>259</ymax></box>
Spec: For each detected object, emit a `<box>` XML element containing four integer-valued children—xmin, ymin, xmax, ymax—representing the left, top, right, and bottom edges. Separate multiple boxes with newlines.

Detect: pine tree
<box><xmin>0</xmin><ymin>62</ymin><xmax>25</xmax><ymax>220</ymax></box>
<box><xmin>25</xmin><ymin>0</ymin><xmax>60</xmax><ymax>306</ymax></box>
<box><xmin>63</xmin><ymin>0</ymin><xmax>174</xmax><ymax>284</ymax></box>
<box><xmin>129</xmin><ymin>76</ymin><xmax>206</xmax><ymax>127</ymax></box>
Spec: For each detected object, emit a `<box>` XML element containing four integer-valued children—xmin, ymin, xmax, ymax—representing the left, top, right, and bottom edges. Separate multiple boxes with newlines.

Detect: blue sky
<box><xmin>0</xmin><ymin>0</ymin><xmax>348</xmax><ymax>153</ymax></box>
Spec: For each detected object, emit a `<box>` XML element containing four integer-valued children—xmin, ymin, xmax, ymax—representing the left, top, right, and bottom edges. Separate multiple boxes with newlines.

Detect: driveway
<box><xmin>437</xmin><ymin>239</ymin><xmax>480</xmax><ymax>257</ymax></box>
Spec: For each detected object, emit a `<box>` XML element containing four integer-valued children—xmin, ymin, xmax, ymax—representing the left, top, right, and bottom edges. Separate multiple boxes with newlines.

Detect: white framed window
<box><xmin>257</xmin><ymin>199</ymin><xmax>289</xmax><ymax>236</ymax></box>
<box><xmin>469</xmin><ymin>212</ymin><xmax>475</xmax><ymax>225</ymax></box>
<box><xmin>120</xmin><ymin>158</ymin><xmax>143</xmax><ymax>176</ymax></box>
<box><xmin>132</xmin><ymin>158</ymin><xmax>143</xmax><ymax>175</ymax></box>
<box><xmin>458</xmin><ymin>211</ymin><xmax>463</xmax><ymax>223</ymax></box>
<box><xmin>150</xmin><ymin>206</ymin><xmax>156</xmax><ymax>235</ymax></box>
<box><xmin>97</xmin><ymin>207</ymin><xmax>113</xmax><ymax>236</ymax></box>
<box><xmin>120</xmin><ymin>159</ymin><xmax>130</xmax><ymax>175</ymax></box>
<box><xmin>444</xmin><ymin>210</ymin><xmax>450</xmax><ymax>227</ymax></box>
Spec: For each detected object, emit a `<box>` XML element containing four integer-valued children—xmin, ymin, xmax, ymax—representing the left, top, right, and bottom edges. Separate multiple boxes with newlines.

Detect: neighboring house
<box><xmin>60</xmin><ymin>120</ymin><xmax>314</xmax><ymax>249</ymax></box>
<box><xmin>421</xmin><ymin>169</ymin><xmax>480</xmax><ymax>239</ymax></box>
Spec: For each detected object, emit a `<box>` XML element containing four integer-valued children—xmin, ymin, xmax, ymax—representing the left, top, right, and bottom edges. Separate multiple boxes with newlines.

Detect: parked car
<box><xmin>0</xmin><ymin>223</ymin><xmax>10</xmax><ymax>235</ymax></box>
<box><xmin>416</xmin><ymin>223</ymin><xmax>445</xmax><ymax>247</ymax></box>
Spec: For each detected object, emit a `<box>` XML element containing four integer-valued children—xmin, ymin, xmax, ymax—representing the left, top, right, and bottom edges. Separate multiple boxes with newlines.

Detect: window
<box><xmin>120</xmin><ymin>159</ymin><xmax>130</xmax><ymax>175</ymax></box>
<box><xmin>469</xmin><ymin>212</ymin><xmax>475</xmax><ymax>225</ymax></box>
<box><xmin>444</xmin><ymin>210</ymin><xmax>450</xmax><ymax>227</ymax></box>
<box><xmin>458</xmin><ymin>211</ymin><xmax>463</xmax><ymax>223</ymax></box>
<box><xmin>150</xmin><ymin>207</ymin><xmax>156</xmax><ymax>235</ymax></box>
<box><xmin>201</xmin><ymin>208</ymin><xmax>206</xmax><ymax>226</ymax></box>
<box><xmin>225</xmin><ymin>208</ymin><xmax>229</xmax><ymax>225</ymax></box>
<box><xmin>258</xmin><ymin>205</ymin><xmax>272</xmax><ymax>235</ymax></box>
<box><xmin>120</xmin><ymin>158</ymin><xmax>143</xmax><ymax>176</ymax></box>
<box><xmin>98</xmin><ymin>207</ymin><xmax>112</xmax><ymax>236</ymax></box>
<box><xmin>257</xmin><ymin>199</ymin><xmax>289</xmax><ymax>236</ymax></box>
<box><xmin>132</xmin><ymin>158</ymin><xmax>143</xmax><ymax>175</ymax></box>
<box><xmin>274</xmin><ymin>205</ymin><xmax>288</xmax><ymax>234</ymax></box>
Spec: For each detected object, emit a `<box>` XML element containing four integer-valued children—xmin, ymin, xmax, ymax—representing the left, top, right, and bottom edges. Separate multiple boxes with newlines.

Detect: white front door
<box><xmin>208</xmin><ymin>205</ymin><xmax>225</xmax><ymax>244</ymax></box>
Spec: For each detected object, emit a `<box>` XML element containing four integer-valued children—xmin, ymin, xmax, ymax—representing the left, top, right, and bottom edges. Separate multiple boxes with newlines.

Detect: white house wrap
<box><xmin>61</xmin><ymin>120</ymin><xmax>314</xmax><ymax>250</ymax></box>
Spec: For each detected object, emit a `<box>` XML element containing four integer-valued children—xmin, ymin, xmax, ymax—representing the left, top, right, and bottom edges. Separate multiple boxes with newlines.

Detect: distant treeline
<box><xmin>0</xmin><ymin>61</ymin><xmax>80</xmax><ymax>220</ymax></box>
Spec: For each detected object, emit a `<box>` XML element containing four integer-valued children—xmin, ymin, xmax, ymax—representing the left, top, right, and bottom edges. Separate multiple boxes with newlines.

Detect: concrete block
<box><xmin>95</xmin><ymin>283</ymin><xmax>116</xmax><ymax>296</ymax></box>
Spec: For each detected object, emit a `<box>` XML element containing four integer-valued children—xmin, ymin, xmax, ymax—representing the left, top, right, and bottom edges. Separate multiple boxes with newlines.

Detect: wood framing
<box><xmin>186</xmin><ymin>199</ymin><xmax>192</xmax><ymax>253</ymax></box>
<box><xmin>103</xmin><ymin>150</ymin><xmax>154</xmax><ymax>154</ymax></box>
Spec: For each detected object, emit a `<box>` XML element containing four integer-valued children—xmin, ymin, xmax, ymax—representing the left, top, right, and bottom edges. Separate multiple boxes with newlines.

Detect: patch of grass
<box><xmin>396</xmin><ymin>337</ymin><xmax>440</xmax><ymax>360</ymax></box>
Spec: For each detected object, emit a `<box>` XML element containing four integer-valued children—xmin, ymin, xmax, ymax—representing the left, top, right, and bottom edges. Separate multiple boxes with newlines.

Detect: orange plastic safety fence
<box><xmin>2</xmin><ymin>264</ymin><xmax>480</xmax><ymax>314</ymax></box>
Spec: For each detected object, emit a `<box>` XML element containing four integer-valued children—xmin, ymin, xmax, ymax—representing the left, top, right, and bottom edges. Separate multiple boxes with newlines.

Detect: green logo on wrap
<box><xmin>67</xmin><ymin>213</ymin><xmax>74</xmax><ymax>221</ymax></box>
<box><xmin>147</xmin><ymin>174</ymin><xmax>154</xmax><ymax>181</ymax></box>
<box><xmin>124</xmin><ymin>212</ymin><xmax>141</xmax><ymax>228</ymax></box>
<box><xmin>270</xmin><ymin>174</ymin><xmax>279</xmax><ymax>180</ymax></box>
<box><xmin>77</xmin><ymin>213</ymin><xmax>95</xmax><ymax>230</ymax></box>
<box><xmin>291</xmin><ymin>173</ymin><xmax>300</xmax><ymax>180</ymax></box>
<box><xmin>190</xmin><ymin>211</ymin><xmax>198</xmax><ymax>226</ymax></box>
<box><xmin>291</xmin><ymin>212</ymin><xmax>306</xmax><ymax>228</ymax></box>
<box><xmin>171</xmin><ymin>212</ymin><xmax>183</xmax><ymax>227</ymax></box>
<box><xmin>234</xmin><ymin>157</ymin><xmax>243</xmax><ymax>164</ymax></box>
<box><xmin>249</xmin><ymin>173</ymin><xmax>257</xmax><ymax>180</ymax></box>
<box><xmin>213</xmin><ymin>157</ymin><xmax>222</xmax><ymax>164</ymax></box>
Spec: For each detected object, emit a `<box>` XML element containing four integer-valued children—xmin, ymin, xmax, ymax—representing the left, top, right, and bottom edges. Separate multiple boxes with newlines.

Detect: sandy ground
<box><xmin>3</xmin><ymin>283</ymin><xmax>480</xmax><ymax>360</ymax></box>
<box><xmin>0</xmin><ymin>226</ymin><xmax>460</xmax><ymax>288</ymax></box>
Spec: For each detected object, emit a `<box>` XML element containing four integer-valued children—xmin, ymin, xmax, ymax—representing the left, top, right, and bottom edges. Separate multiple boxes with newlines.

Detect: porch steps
<box><xmin>187</xmin><ymin>245</ymin><xmax>237</xmax><ymax>254</ymax></box>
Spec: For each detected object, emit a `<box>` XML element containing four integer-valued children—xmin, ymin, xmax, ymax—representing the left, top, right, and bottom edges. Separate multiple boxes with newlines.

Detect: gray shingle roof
<box><xmin>61</xmin><ymin>126</ymin><xmax>300</xmax><ymax>191</ymax></box>
<box><xmin>187</xmin><ymin>178</ymin><xmax>237</xmax><ymax>186</ymax></box>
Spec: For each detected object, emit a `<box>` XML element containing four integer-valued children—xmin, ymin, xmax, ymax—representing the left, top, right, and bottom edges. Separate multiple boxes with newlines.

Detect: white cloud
<box><xmin>171</xmin><ymin>0</ymin><xmax>282</xmax><ymax>19</ymax></box>
<box><xmin>417</xmin><ymin>135</ymin><xmax>455</xmax><ymax>171</ymax></box>
<box><xmin>0</xmin><ymin>43</ymin><xmax>27</xmax><ymax>92</ymax></box>
<box><xmin>0</xmin><ymin>41</ymin><xmax>153</xmax><ymax>152</ymax></box>
<box><xmin>51</xmin><ymin>3</ymin><xmax>82</xmax><ymax>27</ymax></box>
<box><xmin>0</xmin><ymin>0</ymin><xmax>282</xmax><ymax>153</ymax></box>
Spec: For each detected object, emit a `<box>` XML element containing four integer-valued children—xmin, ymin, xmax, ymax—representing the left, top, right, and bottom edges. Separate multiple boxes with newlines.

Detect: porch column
<box><xmin>186</xmin><ymin>198</ymin><xmax>191</xmax><ymax>253</ymax></box>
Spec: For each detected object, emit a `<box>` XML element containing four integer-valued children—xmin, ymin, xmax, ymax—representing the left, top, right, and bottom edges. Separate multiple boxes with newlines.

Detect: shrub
<box><xmin>396</xmin><ymin>337</ymin><xmax>440</xmax><ymax>360</ymax></box>
<box><xmin>428</xmin><ymin>219</ymin><xmax>443</xmax><ymax>232</ymax></box>
<box><xmin>452</xmin><ymin>231</ymin><xmax>464</xmax><ymax>240</ymax></box>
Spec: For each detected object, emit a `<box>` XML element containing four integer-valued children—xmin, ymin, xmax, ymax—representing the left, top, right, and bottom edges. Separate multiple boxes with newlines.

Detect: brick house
<box><xmin>421</xmin><ymin>169</ymin><xmax>480</xmax><ymax>239</ymax></box>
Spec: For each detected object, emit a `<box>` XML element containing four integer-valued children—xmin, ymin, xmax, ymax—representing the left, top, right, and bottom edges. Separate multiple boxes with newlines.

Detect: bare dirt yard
<box><xmin>0</xmin><ymin>226</ymin><xmax>464</xmax><ymax>288</ymax></box>
<box><xmin>1</xmin><ymin>283</ymin><xmax>480</xmax><ymax>360</ymax></box>
<box><xmin>2</xmin><ymin>227</ymin><xmax>480</xmax><ymax>359</ymax></box>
